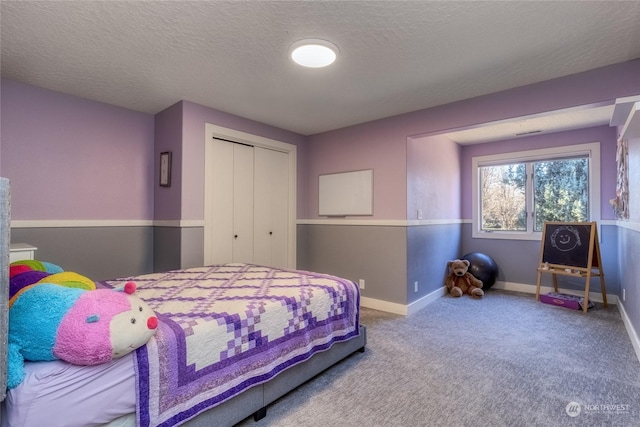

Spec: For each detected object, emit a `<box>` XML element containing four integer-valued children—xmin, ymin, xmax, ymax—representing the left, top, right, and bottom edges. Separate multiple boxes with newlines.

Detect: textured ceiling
<box><xmin>2</xmin><ymin>1</ymin><xmax>640</xmax><ymax>137</ymax></box>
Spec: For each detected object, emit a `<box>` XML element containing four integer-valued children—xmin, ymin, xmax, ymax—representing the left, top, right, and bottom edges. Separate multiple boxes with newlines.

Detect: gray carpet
<box><xmin>237</xmin><ymin>290</ymin><xmax>640</xmax><ymax>426</ymax></box>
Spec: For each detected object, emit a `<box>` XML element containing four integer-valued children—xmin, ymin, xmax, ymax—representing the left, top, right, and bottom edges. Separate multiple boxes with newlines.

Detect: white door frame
<box><xmin>204</xmin><ymin>123</ymin><xmax>297</xmax><ymax>268</ymax></box>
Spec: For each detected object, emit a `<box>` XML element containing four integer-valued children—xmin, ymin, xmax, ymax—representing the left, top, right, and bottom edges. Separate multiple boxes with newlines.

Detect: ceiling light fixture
<box><xmin>290</xmin><ymin>39</ymin><xmax>338</xmax><ymax>68</ymax></box>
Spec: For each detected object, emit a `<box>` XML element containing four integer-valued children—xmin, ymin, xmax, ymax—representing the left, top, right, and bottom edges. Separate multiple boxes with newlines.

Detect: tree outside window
<box><xmin>533</xmin><ymin>158</ymin><xmax>588</xmax><ymax>231</ymax></box>
<box><xmin>480</xmin><ymin>157</ymin><xmax>589</xmax><ymax>233</ymax></box>
<box><xmin>480</xmin><ymin>163</ymin><xmax>525</xmax><ymax>231</ymax></box>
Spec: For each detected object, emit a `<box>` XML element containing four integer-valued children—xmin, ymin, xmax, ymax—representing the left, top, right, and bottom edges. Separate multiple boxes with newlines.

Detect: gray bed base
<box><xmin>181</xmin><ymin>325</ymin><xmax>366</xmax><ymax>426</ymax></box>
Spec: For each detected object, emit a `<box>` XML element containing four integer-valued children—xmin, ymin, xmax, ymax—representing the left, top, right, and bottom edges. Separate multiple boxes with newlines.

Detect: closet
<box><xmin>253</xmin><ymin>146</ymin><xmax>289</xmax><ymax>268</ymax></box>
<box><xmin>204</xmin><ymin>128</ymin><xmax>294</xmax><ymax>270</ymax></box>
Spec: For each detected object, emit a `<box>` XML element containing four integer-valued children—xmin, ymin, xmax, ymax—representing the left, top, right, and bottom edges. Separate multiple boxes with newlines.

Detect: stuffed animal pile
<box><xmin>7</xmin><ymin>260</ymin><xmax>158</xmax><ymax>389</ymax></box>
<box><xmin>445</xmin><ymin>259</ymin><xmax>484</xmax><ymax>298</ymax></box>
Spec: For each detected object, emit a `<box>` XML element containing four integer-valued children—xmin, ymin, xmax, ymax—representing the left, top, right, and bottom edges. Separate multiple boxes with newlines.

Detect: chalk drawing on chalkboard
<box><xmin>541</xmin><ymin>222</ymin><xmax>593</xmax><ymax>268</ymax></box>
<box><xmin>549</xmin><ymin>225</ymin><xmax>582</xmax><ymax>252</ymax></box>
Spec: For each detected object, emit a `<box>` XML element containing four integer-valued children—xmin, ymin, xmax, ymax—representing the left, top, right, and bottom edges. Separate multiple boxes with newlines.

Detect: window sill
<box><xmin>472</xmin><ymin>231</ymin><xmax>542</xmax><ymax>241</ymax></box>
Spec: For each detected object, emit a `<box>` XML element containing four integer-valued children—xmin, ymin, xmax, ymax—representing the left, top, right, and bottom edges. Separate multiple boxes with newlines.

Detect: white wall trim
<box><xmin>298</xmin><ymin>219</ymin><xmax>464</xmax><ymax>227</ymax></box>
<box><xmin>299</xmin><ymin>219</ymin><xmax>408</xmax><ymax>227</ymax></box>
<box><xmin>618</xmin><ymin>301</ymin><xmax>640</xmax><ymax>365</ymax></box>
<box><xmin>10</xmin><ymin>219</ymin><xmax>206</xmax><ymax>228</ymax></box>
<box><xmin>154</xmin><ymin>220</ymin><xmax>205</xmax><ymax>228</ymax></box>
<box><xmin>12</xmin><ymin>218</ymin><xmax>619</xmax><ymax>230</ymax></box>
<box><xmin>407</xmin><ymin>219</ymin><xmax>466</xmax><ymax>226</ymax></box>
<box><xmin>11</xmin><ymin>219</ymin><xmax>155</xmax><ymax>228</ymax></box>
<box><xmin>297</xmin><ymin>219</ymin><xmax>623</xmax><ymax>228</ymax></box>
<box><xmin>616</xmin><ymin>220</ymin><xmax>640</xmax><ymax>233</ymax></box>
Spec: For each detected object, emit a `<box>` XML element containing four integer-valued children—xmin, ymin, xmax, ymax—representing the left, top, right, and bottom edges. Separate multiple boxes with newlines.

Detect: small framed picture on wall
<box><xmin>160</xmin><ymin>151</ymin><xmax>172</xmax><ymax>187</ymax></box>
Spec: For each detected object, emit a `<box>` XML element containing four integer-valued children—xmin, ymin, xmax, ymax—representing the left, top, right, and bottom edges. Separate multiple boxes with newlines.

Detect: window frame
<box><xmin>471</xmin><ymin>142</ymin><xmax>600</xmax><ymax>240</ymax></box>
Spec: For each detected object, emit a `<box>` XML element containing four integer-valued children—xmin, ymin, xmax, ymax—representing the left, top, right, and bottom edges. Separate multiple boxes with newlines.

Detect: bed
<box><xmin>0</xmin><ymin>178</ymin><xmax>366</xmax><ymax>427</ymax></box>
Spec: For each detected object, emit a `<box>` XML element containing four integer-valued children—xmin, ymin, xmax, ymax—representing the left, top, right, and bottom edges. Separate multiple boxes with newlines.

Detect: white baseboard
<box><xmin>360</xmin><ymin>286</ymin><xmax>446</xmax><ymax>316</ymax></box>
<box><xmin>407</xmin><ymin>286</ymin><xmax>448</xmax><ymax>315</ymax></box>
<box><xmin>617</xmin><ymin>301</ymin><xmax>640</xmax><ymax>365</ymax></box>
<box><xmin>360</xmin><ymin>296</ymin><xmax>409</xmax><ymax>315</ymax></box>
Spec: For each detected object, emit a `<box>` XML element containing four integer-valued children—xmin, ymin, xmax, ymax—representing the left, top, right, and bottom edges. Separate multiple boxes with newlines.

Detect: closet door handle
<box><xmin>234</xmin><ymin>234</ymin><xmax>238</xmax><ymax>239</ymax></box>
<box><xmin>269</xmin><ymin>231</ymin><xmax>273</xmax><ymax>235</ymax></box>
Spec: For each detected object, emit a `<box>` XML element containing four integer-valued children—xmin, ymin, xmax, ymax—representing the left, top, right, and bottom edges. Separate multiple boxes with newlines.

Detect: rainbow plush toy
<box><xmin>7</xmin><ymin>261</ymin><xmax>158</xmax><ymax>389</ymax></box>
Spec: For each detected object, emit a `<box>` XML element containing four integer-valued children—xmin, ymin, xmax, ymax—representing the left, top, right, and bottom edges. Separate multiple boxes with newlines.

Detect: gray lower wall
<box><xmin>154</xmin><ymin>226</ymin><xmax>204</xmax><ymax>273</ymax></box>
<box><xmin>11</xmin><ymin>222</ymin><xmax>627</xmax><ymax>315</ymax></box>
<box><xmin>180</xmin><ymin>227</ymin><xmax>205</xmax><ymax>269</ymax></box>
<box><xmin>11</xmin><ymin>222</ymin><xmax>460</xmax><ymax>306</ymax></box>
<box><xmin>406</xmin><ymin>223</ymin><xmax>462</xmax><ymax>302</ymax></box>
<box><xmin>11</xmin><ymin>227</ymin><xmax>154</xmax><ymax>281</ymax></box>
<box><xmin>153</xmin><ymin>226</ymin><xmax>182</xmax><ymax>273</ymax></box>
<box><xmin>619</xmin><ymin>226</ymin><xmax>640</xmax><ymax>337</ymax></box>
<box><xmin>296</xmin><ymin>224</ymin><xmax>309</xmax><ymax>270</ymax></box>
<box><xmin>297</xmin><ymin>224</ymin><xmax>407</xmax><ymax>305</ymax></box>
<box><xmin>12</xmin><ymin>225</ymin><xmax>203</xmax><ymax>283</ymax></box>
<box><xmin>298</xmin><ymin>223</ymin><xmax>462</xmax><ymax>306</ymax></box>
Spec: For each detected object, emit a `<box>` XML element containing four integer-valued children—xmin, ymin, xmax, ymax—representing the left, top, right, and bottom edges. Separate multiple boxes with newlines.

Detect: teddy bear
<box><xmin>445</xmin><ymin>259</ymin><xmax>484</xmax><ymax>298</ymax></box>
<box><xmin>7</xmin><ymin>277</ymin><xmax>158</xmax><ymax>389</ymax></box>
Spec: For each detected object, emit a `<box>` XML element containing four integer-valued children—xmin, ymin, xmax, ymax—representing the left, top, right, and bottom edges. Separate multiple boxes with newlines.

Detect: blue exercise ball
<box><xmin>461</xmin><ymin>252</ymin><xmax>498</xmax><ymax>290</ymax></box>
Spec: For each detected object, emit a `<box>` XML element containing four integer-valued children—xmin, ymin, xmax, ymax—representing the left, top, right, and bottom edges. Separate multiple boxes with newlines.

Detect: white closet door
<box><xmin>205</xmin><ymin>124</ymin><xmax>296</xmax><ymax>268</ymax></box>
<box><xmin>209</xmin><ymin>139</ymin><xmax>235</xmax><ymax>263</ymax></box>
<box><xmin>209</xmin><ymin>139</ymin><xmax>254</xmax><ymax>264</ymax></box>
<box><xmin>231</xmin><ymin>143</ymin><xmax>254</xmax><ymax>264</ymax></box>
<box><xmin>254</xmin><ymin>147</ymin><xmax>289</xmax><ymax>268</ymax></box>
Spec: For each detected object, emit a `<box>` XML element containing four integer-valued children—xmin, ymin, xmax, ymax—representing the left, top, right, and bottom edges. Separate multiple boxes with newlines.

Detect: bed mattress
<box><xmin>103</xmin><ymin>263</ymin><xmax>360</xmax><ymax>427</ymax></box>
<box><xmin>1</xmin><ymin>354</ymin><xmax>136</xmax><ymax>427</ymax></box>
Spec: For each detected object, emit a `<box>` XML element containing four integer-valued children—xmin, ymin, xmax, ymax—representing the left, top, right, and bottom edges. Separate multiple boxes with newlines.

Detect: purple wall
<box><xmin>1</xmin><ymin>79</ymin><xmax>155</xmax><ymax>220</ymax></box>
<box><xmin>1</xmin><ymin>81</ymin><xmax>307</xmax><ymax>223</ymax></box>
<box><xmin>629</xmin><ymin>135</ymin><xmax>640</xmax><ymax>223</ymax></box>
<box><xmin>153</xmin><ymin>102</ymin><xmax>183</xmax><ymax>221</ymax></box>
<box><xmin>178</xmin><ymin>101</ymin><xmax>307</xmax><ymax>221</ymax></box>
<box><xmin>304</xmin><ymin>60</ymin><xmax>640</xmax><ymax>220</ymax></box>
<box><xmin>407</xmin><ymin>134</ymin><xmax>461</xmax><ymax>220</ymax></box>
<box><xmin>306</xmin><ymin>116</ymin><xmax>409</xmax><ymax>219</ymax></box>
<box><xmin>3</xmin><ymin>59</ymin><xmax>637</xmax><ymax>223</ymax></box>
<box><xmin>460</xmin><ymin>125</ymin><xmax>618</xmax><ymax>220</ymax></box>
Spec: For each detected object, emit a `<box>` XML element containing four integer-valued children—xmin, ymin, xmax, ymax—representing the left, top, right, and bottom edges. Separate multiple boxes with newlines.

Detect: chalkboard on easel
<box><xmin>536</xmin><ymin>221</ymin><xmax>607</xmax><ymax>312</ymax></box>
<box><xmin>540</xmin><ymin>222</ymin><xmax>597</xmax><ymax>269</ymax></box>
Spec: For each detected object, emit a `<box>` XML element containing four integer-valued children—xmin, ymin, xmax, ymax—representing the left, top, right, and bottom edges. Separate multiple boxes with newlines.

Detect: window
<box><xmin>472</xmin><ymin>143</ymin><xmax>600</xmax><ymax>240</ymax></box>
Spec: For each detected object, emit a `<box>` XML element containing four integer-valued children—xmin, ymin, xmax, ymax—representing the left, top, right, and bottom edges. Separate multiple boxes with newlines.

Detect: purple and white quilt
<box><xmin>101</xmin><ymin>263</ymin><xmax>360</xmax><ymax>427</ymax></box>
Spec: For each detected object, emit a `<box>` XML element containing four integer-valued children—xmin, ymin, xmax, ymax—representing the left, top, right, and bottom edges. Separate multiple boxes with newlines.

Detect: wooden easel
<box><xmin>535</xmin><ymin>221</ymin><xmax>607</xmax><ymax>313</ymax></box>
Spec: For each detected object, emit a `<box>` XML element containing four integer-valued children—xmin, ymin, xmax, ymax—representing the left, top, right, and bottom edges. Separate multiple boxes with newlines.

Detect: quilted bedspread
<box><xmin>101</xmin><ymin>263</ymin><xmax>360</xmax><ymax>427</ymax></box>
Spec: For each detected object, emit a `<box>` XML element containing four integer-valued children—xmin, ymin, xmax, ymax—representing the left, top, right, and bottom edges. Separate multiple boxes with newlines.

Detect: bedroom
<box><xmin>1</xmin><ymin>1</ymin><xmax>640</xmax><ymax>426</ymax></box>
